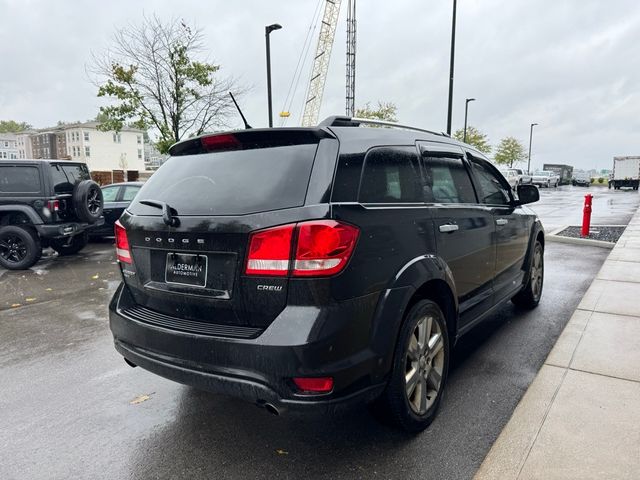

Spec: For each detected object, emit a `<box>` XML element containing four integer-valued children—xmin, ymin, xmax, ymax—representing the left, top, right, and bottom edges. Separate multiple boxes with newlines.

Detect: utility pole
<box><xmin>463</xmin><ymin>98</ymin><xmax>475</xmax><ymax>142</ymax></box>
<box><xmin>265</xmin><ymin>23</ymin><xmax>282</xmax><ymax>127</ymax></box>
<box><xmin>527</xmin><ymin>123</ymin><xmax>538</xmax><ymax>174</ymax></box>
<box><xmin>446</xmin><ymin>0</ymin><xmax>457</xmax><ymax>135</ymax></box>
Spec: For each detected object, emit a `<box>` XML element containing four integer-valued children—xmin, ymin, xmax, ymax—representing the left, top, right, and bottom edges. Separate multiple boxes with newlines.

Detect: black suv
<box><xmin>109</xmin><ymin>117</ymin><xmax>543</xmax><ymax>432</ymax></box>
<box><xmin>0</xmin><ymin>160</ymin><xmax>104</xmax><ymax>270</ymax></box>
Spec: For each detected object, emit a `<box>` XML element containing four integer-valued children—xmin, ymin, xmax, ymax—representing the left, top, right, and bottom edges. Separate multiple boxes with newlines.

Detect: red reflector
<box><xmin>47</xmin><ymin>200</ymin><xmax>60</xmax><ymax>212</ymax></box>
<box><xmin>245</xmin><ymin>224</ymin><xmax>295</xmax><ymax>276</ymax></box>
<box><xmin>114</xmin><ymin>220</ymin><xmax>131</xmax><ymax>264</ymax></box>
<box><xmin>293</xmin><ymin>377</ymin><xmax>334</xmax><ymax>393</ymax></box>
<box><xmin>293</xmin><ymin>220</ymin><xmax>359</xmax><ymax>277</ymax></box>
<box><xmin>201</xmin><ymin>134</ymin><xmax>241</xmax><ymax>151</ymax></box>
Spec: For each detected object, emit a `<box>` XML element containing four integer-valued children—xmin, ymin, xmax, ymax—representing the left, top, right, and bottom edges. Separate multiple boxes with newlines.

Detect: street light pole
<box><xmin>446</xmin><ymin>0</ymin><xmax>457</xmax><ymax>135</ymax></box>
<box><xmin>463</xmin><ymin>98</ymin><xmax>475</xmax><ymax>143</ymax></box>
<box><xmin>527</xmin><ymin>123</ymin><xmax>538</xmax><ymax>174</ymax></box>
<box><xmin>265</xmin><ymin>23</ymin><xmax>282</xmax><ymax>128</ymax></box>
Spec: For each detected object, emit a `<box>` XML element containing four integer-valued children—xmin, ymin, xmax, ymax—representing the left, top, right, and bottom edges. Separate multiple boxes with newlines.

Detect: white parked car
<box><xmin>512</xmin><ymin>168</ymin><xmax>532</xmax><ymax>185</ymax></box>
<box><xmin>532</xmin><ymin>170</ymin><xmax>559</xmax><ymax>188</ymax></box>
<box><xmin>498</xmin><ymin>168</ymin><xmax>519</xmax><ymax>190</ymax></box>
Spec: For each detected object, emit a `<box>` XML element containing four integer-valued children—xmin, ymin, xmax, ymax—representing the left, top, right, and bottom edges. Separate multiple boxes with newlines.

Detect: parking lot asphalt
<box><xmin>530</xmin><ymin>184</ymin><xmax>640</xmax><ymax>232</ymax></box>
<box><xmin>0</xmin><ymin>234</ymin><xmax>609</xmax><ymax>479</ymax></box>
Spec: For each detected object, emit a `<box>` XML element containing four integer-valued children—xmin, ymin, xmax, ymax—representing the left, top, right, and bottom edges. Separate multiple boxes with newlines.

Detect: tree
<box><xmin>494</xmin><ymin>136</ymin><xmax>526</xmax><ymax>167</ymax></box>
<box><xmin>355</xmin><ymin>101</ymin><xmax>398</xmax><ymax>124</ymax></box>
<box><xmin>453</xmin><ymin>126</ymin><xmax>491</xmax><ymax>154</ymax></box>
<box><xmin>0</xmin><ymin>120</ymin><xmax>32</xmax><ymax>133</ymax></box>
<box><xmin>91</xmin><ymin>15</ymin><xmax>244</xmax><ymax>153</ymax></box>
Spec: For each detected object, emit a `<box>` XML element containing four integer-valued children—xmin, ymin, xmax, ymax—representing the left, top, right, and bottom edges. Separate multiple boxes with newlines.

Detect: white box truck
<box><xmin>610</xmin><ymin>156</ymin><xmax>640</xmax><ymax>190</ymax></box>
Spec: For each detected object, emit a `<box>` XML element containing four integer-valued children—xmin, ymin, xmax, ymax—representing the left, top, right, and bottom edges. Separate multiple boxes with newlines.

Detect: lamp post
<box><xmin>527</xmin><ymin>123</ymin><xmax>538</xmax><ymax>174</ymax></box>
<box><xmin>446</xmin><ymin>0</ymin><xmax>457</xmax><ymax>135</ymax></box>
<box><xmin>265</xmin><ymin>23</ymin><xmax>282</xmax><ymax>128</ymax></box>
<box><xmin>463</xmin><ymin>98</ymin><xmax>475</xmax><ymax>142</ymax></box>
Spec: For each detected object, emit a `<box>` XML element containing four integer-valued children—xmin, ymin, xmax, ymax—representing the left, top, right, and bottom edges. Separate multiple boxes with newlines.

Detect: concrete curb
<box><xmin>546</xmin><ymin>225</ymin><xmax>616</xmax><ymax>249</ymax></box>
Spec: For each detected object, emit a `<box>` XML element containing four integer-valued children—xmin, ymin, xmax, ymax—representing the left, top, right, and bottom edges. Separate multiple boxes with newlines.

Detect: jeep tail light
<box><xmin>245</xmin><ymin>224</ymin><xmax>294</xmax><ymax>276</ymax></box>
<box><xmin>114</xmin><ymin>220</ymin><xmax>131</xmax><ymax>264</ymax></box>
<box><xmin>47</xmin><ymin>200</ymin><xmax>59</xmax><ymax>212</ymax></box>
<box><xmin>293</xmin><ymin>377</ymin><xmax>334</xmax><ymax>394</ymax></box>
<box><xmin>293</xmin><ymin>220</ymin><xmax>359</xmax><ymax>277</ymax></box>
<box><xmin>245</xmin><ymin>220</ymin><xmax>359</xmax><ymax>277</ymax></box>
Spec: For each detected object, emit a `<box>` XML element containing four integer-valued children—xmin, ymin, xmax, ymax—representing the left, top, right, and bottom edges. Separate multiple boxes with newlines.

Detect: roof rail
<box><xmin>318</xmin><ymin>115</ymin><xmax>447</xmax><ymax>137</ymax></box>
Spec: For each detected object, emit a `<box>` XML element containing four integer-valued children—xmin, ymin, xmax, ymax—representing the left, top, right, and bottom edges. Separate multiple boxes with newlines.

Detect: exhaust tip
<box><xmin>257</xmin><ymin>399</ymin><xmax>280</xmax><ymax>416</ymax></box>
<box><xmin>124</xmin><ymin>358</ymin><xmax>137</xmax><ymax>368</ymax></box>
<box><xmin>264</xmin><ymin>403</ymin><xmax>280</xmax><ymax>416</ymax></box>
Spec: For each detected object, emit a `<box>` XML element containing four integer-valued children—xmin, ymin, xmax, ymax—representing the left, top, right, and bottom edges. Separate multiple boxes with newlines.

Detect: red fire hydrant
<box><xmin>581</xmin><ymin>194</ymin><xmax>593</xmax><ymax>237</ymax></box>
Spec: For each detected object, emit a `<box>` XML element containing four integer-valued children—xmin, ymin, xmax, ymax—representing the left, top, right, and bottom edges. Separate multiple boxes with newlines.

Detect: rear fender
<box><xmin>0</xmin><ymin>205</ymin><xmax>43</xmax><ymax>225</ymax></box>
<box><xmin>368</xmin><ymin>254</ymin><xmax>458</xmax><ymax>382</ymax></box>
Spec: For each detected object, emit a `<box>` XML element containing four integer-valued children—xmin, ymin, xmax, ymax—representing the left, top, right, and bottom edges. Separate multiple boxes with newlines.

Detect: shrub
<box><xmin>598</xmin><ymin>177</ymin><xmax>604</xmax><ymax>184</ymax></box>
<box><xmin>590</xmin><ymin>177</ymin><xmax>596</xmax><ymax>183</ymax></box>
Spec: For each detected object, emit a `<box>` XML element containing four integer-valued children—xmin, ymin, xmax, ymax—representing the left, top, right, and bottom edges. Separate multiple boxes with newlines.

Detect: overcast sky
<box><xmin>1</xmin><ymin>0</ymin><xmax>639</xmax><ymax>170</ymax></box>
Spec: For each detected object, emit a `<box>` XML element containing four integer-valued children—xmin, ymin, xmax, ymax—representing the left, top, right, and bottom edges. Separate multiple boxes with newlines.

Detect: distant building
<box><xmin>58</xmin><ymin>122</ymin><xmax>145</xmax><ymax>172</ymax></box>
<box><xmin>15</xmin><ymin>132</ymin><xmax>34</xmax><ymax>159</ymax></box>
<box><xmin>144</xmin><ymin>143</ymin><xmax>168</xmax><ymax>171</ymax></box>
<box><xmin>0</xmin><ymin>133</ymin><xmax>18</xmax><ymax>159</ymax></box>
<box><xmin>31</xmin><ymin>131</ymin><xmax>62</xmax><ymax>159</ymax></box>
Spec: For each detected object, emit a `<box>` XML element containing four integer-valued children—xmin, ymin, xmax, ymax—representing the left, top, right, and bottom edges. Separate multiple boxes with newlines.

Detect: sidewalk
<box><xmin>475</xmin><ymin>210</ymin><xmax>640</xmax><ymax>479</ymax></box>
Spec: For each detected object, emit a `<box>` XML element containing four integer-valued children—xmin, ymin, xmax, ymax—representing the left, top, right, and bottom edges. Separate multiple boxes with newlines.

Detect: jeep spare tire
<box><xmin>73</xmin><ymin>180</ymin><xmax>103</xmax><ymax>223</ymax></box>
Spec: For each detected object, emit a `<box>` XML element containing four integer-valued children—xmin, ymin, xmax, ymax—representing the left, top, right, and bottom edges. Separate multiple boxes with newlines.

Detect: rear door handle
<box><xmin>496</xmin><ymin>218</ymin><xmax>508</xmax><ymax>226</ymax></box>
<box><xmin>439</xmin><ymin>224</ymin><xmax>459</xmax><ymax>233</ymax></box>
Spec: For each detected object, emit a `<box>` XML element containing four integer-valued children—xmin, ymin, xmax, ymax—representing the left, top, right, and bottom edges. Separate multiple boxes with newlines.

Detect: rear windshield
<box><xmin>49</xmin><ymin>163</ymin><xmax>90</xmax><ymax>193</ymax></box>
<box><xmin>129</xmin><ymin>143</ymin><xmax>318</xmax><ymax>216</ymax></box>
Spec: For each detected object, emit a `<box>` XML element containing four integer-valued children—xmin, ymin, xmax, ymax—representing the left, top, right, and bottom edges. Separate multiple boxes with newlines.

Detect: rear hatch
<box><xmin>118</xmin><ymin>129</ymin><xmax>335</xmax><ymax>332</ymax></box>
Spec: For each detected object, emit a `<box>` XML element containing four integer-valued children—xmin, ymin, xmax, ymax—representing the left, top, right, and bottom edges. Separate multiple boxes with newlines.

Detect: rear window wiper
<box><xmin>139</xmin><ymin>200</ymin><xmax>180</xmax><ymax>227</ymax></box>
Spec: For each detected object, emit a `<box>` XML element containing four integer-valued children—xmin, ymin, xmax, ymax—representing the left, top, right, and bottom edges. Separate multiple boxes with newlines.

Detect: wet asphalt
<box><xmin>0</xmin><ymin>186</ymin><xmax>631</xmax><ymax>480</ymax></box>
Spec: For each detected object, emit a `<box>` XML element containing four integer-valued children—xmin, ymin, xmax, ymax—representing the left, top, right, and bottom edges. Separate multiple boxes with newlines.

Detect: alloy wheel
<box><xmin>87</xmin><ymin>188</ymin><xmax>102</xmax><ymax>215</ymax></box>
<box><xmin>0</xmin><ymin>234</ymin><xmax>28</xmax><ymax>263</ymax></box>
<box><xmin>405</xmin><ymin>315</ymin><xmax>445</xmax><ymax>415</ymax></box>
<box><xmin>530</xmin><ymin>246</ymin><xmax>544</xmax><ymax>299</ymax></box>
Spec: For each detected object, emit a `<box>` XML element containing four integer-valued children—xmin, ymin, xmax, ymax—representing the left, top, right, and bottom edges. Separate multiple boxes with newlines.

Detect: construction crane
<box><xmin>301</xmin><ymin>0</ymin><xmax>343</xmax><ymax>127</ymax></box>
<box><xmin>345</xmin><ymin>0</ymin><xmax>356</xmax><ymax>117</ymax></box>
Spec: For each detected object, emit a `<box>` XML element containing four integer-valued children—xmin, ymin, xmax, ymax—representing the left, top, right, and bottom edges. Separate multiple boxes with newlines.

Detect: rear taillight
<box><xmin>114</xmin><ymin>220</ymin><xmax>131</xmax><ymax>264</ymax></box>
<box><xmin>293</xmin><ymin>220</ymin><xmax>359</xmax><ymax>277</ymax></box>
<box><xmin>245</xmin><ymin>220</ymin><xmax>359</xmax><ymax>277</ymax></box>
<box><xmin>47</xmin><ymin>200</ymin><xmax>59</xmax><ymax>212</ymax></box>
<box><xmin>245</xmin><ymin>224</ymin><xmax>294</xmax><ymax>276</ymax></box>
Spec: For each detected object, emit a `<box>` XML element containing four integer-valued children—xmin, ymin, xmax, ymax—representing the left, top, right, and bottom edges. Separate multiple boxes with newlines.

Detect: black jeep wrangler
<box><xmin>0</xmin><ymin>160</ymin><xmax>104</xmax><ymax>270</ymax></box>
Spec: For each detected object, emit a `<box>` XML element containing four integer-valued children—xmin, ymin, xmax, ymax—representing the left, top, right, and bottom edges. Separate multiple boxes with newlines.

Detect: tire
<box><xmin>0</xmin><ymin>225</ymin><xmax>42</xmax><ymax>270</ymax></box>
<box><xmin>49</xmin><ymin>231</ymin><xmax>89</xmax><ymax>256</ymax></box>
<box><xmin>512</xmin><ymin>240</ymin><xmax>544</xmax><ymax>309</ymax></box>
<box><xmin>375</xmin><ymin>299</ymin><xmax>450</xmax><ymax>432</ymax></box>
<box><xmin>73</xmin><ymin>180</ymin><xmax>103</xmax><ymax>224</ymax></box>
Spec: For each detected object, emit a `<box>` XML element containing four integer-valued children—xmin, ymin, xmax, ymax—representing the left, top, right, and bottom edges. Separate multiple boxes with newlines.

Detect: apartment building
<box><xmin>0</xmin><ymin>133</ymin><xmax>19</xmax><ymax>159</ymax></box>
<box><xmin>61</xmin><ymin>122</ymin><xmax>145</xmax><ymax>171</ymax></box>
<box><xmin>16</xmin><ymin>132</ymin><xmax>34</xmax><ymax>159</ymax></box>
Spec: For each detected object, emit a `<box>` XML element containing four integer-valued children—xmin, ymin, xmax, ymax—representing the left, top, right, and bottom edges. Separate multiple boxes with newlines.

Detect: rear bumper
<box><xmin>109</xmin><ymin>283</ymin><xmax>394</xmax><ymax>413</ymax></box>
<box><xmin>36</xmin><ymin>217</ymin><xmax>105</xmax><ymax>238</ymax></box>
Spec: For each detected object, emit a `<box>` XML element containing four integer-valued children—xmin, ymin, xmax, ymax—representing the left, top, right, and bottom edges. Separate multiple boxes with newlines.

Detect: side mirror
<box><xmin>516</xmin><ymin>184</ymin><xmax>539</xmax><ymax>205</ymax></box>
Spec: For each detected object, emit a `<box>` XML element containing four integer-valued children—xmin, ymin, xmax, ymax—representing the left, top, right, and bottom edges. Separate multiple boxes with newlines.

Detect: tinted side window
<box><xmin>471</xmin><ymin>158</ymin><xmax>512</xmax><ymax>205</ymax></box>
<box><xmin>359</xmin><ymin>147</ymin><xmax>422</xmax><ymax>203</ymax></box>
<box><xmin>0</xmin><ymin>166</ymin><xmax>41</xmax><ymax>193</ymax></box>
<box><xmin>423</xmin><ymin>156</ymin><xmax>476</xmax><ymax>204</ymax></box>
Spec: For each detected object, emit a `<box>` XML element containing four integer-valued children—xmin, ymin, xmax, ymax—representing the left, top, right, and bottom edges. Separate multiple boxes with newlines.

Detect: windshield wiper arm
<box><xmin>139</xmin><ymin>199</ymin><xmax>180</xmax><ymax>227</ymax></box>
